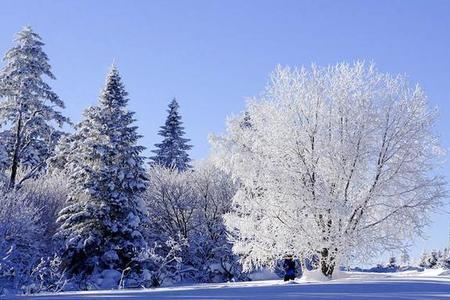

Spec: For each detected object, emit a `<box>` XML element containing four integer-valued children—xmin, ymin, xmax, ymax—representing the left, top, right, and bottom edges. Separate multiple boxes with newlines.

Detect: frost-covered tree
<box><xmin>0</xmin><ymin>172</ymin><xmax>68</xmax><ymax>294</ymax></box>
<box><xmin>419</xmin><ymin>251</ymin><xmax>430</xmax><ymax>268</ymax></box>
<box><xmin>145</xmin><ymin>165</ymin><xmax>197</xmax><ymax>240</ymax></box>
<box><xmin>144</xmin><ymin>166</ymin><xmax>196</xmax><ymax>282</ymax></box>
<box><xmin>151</xmin><ymin>98</ymin><xmax>192</xmax><ymax>171</ymax></box>
<box><xmin>132</xmin><ymin>237</ymin><xmax>186</xmax><ymax>288</ymax></box>
<box><xmin>211</xmin><ymin>62</ymin><xmax>447</xmax><ymax>277</ymax></box>
<box><xmin>144</xmin><ymin>161</ymin><xmax>241</xmax><ymax>283</ymax></box>
<box><xmin>0</xmin><ymin>27</ymin><xmax>69</xmax><ymax>188</ymax></box>
<box><xmin>400</xmin><ymin>249</ymin><xmax>410</xmax><ymax>266</ymax></box>
<box><xmin>20</xmin><ymin>172</ymin><xmax>68</xmax><ymax>244</ymax></box>
<box><xmin>190</xmin><ymin>161</ymin><xmax>239</xmax><ymax>282</ymax></box>
<box><xmin>53</xmin><ymin>66</ymin><xmax>148</xmax><ymax>287</ymax></box>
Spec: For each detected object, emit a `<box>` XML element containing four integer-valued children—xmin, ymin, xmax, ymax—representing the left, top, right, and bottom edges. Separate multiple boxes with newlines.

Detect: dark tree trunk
<box><xmin>320</xmin><ymin>248</ymin><xmax>335</xmax><ymax>277</ymax></box>
<box><xmin>9</xmin><ymin>113</ymin><xmax>22</xmax><ymax>189</ymax></box>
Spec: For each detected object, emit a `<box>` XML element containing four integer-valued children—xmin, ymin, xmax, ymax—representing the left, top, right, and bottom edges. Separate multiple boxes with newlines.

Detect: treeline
<box><xmin>419</xmin><ymin>249</ymin><xmax>450</xmax><ymax>269</ymax></box>
<box><xmin>0</xmin><ymin>27</ymin><xmax>242</xmax><ymax>294</ymax></box>
<box><xmin>352</xmin><ymin>249</ymin><xmax>450</xmax><ymax>273</ymax></box>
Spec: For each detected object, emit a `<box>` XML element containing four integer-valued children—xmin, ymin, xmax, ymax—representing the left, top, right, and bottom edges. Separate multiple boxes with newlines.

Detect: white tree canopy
<box><xmin>211</xmin><ymin>62</ymin><xmax>447</xmax><ymax>276</ymax></box>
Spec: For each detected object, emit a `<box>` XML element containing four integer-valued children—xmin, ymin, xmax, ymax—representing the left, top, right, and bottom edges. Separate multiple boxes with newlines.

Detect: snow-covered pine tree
<box><xmin>151</xmin><ymin>98</ymin><xmax>192</xmax><ymax>171</ymax></box>
<box><xmin>54</xmin><ymin>66</ymin><xmax>148</xmax><ymax>288</ymax></box>
<box><xmin>0</xmin><ymin>26</ymin><xmax>70</xmax><ymax>188</ymax></box>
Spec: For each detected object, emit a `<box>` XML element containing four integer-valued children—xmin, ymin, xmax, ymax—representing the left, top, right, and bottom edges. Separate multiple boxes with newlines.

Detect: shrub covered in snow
<box><xmin>20</xmin><ymin>173</ymin><xmax>68</xmax><ymax>246</ymax></box>
<box><xmin>0</xmin><ymin>186</ymin><xmax>44</xmax><ymax>294</ymax></box>
<box><xmin>144</xmin><ymin>161</ymin><xmax>243</xmax><ymax>284</ymax></box>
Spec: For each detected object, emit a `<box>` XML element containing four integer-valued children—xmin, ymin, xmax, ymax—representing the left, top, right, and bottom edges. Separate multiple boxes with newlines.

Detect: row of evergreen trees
<box><xmin>419</xmin><ymin>249</ymin><xmax>450</xmax><ymax>269</ymax></box>
<box><xmin>0</xmin><ymin>27</ymin><xmax>192</xmax><ymax>189</ymax></box>
<box><xmin>0</xmin><ymin>27</ymin><xmax>220</xmax><ymax>292</ymax></box>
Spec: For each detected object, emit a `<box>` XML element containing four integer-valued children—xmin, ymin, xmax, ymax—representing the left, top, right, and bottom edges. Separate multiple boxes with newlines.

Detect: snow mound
<box><xmin>418</xmin><ymin>268</ymin><xmax>450</xmax><ymax>277</ymax></box>
<box><xmin>330</xmin><ymin>269</ymin><xmax>351</xmax><ymax>280</ymax></box>
<box><xmin>94</xmin><ymin>269</ymin><xmax>122</xmax><ymax>290</ymax></box>
<box><xmin>299</xmin><ymin>269</ymin><xmax>331</xmax><ymax>282</ymax></box>
<box><xmin>248</xmin><ymin>268</ymin><xmax>280</xmax><ymax>281</ymax></box>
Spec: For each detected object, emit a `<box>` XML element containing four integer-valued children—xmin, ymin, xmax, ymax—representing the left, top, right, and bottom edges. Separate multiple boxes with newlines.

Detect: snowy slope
<box><xmin>7</xmin><ymin>270</ymin><xmax>450</xmax><ymax>300</ymax></box>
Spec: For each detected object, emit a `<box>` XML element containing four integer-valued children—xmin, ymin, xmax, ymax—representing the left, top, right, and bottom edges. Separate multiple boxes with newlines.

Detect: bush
<box><xmin>0</xmin><ymin>186</ymin><xmax>44</xmax><ymax>294</ymax></box>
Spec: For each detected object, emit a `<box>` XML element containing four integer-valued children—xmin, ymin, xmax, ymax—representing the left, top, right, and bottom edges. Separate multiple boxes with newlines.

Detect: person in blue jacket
<box><xmin>283</xmin><ymin>255</ymin><xmax>296</xmax><ymax>281</ymax></box>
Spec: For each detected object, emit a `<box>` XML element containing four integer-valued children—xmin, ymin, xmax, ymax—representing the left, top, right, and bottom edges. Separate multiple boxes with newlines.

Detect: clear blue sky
<box><xmin>1</xmin><ymin>0</ymin><xmax>449</xmax><ymax>262</ymax></box>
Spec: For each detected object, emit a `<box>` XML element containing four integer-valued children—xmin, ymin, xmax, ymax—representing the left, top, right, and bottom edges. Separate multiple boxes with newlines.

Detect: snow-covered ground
<box><xmin>7</xmin><ymin>269</ymin><xmax>450</xmax><ymax>300</ymax></box>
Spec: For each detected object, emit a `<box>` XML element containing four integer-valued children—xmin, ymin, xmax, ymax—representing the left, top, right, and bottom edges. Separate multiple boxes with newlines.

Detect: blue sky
<box><xmin>1</xmin><ymin>0</ymin><xmax>449</xmax><ymax>262</ymax></box>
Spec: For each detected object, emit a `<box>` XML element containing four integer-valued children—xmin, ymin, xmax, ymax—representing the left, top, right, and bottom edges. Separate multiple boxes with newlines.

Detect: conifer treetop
<box><xmin>151</xmin><ymin>98</ymin><xmax>192</xmax><ymax>171</ymax></box>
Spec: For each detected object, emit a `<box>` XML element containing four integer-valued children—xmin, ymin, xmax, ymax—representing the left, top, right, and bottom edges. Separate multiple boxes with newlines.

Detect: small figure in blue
<box><xmin>283</xmin><ymin>254</ymin><xmax>296</xmax><ymax>281</ymax></box>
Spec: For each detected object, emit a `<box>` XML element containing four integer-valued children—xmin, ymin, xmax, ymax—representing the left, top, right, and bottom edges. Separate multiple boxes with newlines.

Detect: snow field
<box><xmin>9</xmin><ymin>270</ymin><xmax>450</xmax><ymax>300</ymax></box>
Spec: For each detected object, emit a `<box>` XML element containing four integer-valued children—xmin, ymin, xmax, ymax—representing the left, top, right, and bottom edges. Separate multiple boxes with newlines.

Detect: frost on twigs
<box><xmin>144</xmin><ymin>162</ymin><xmax>243</xmax><ymax>283</ymax></box>
<box><xmin>211</xmin><ymin>62</ymin><xmax>447</xmax><ymax>277</ymax></box>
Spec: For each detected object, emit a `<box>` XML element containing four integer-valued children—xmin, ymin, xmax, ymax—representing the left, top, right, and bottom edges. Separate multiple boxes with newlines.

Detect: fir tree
<box><xmin>0</xmin><ymin>26</ymin><xmax>69</xmax><ymax>188</ymax></box>
<box><xmin>151</xmin><ymin>98</ymin><xmax>192</xmax><ymax>171</ymax></box>
<box><xmin>54</xmin><ymin>66</ymin><xmax>148</xmax><ymax>284</ymax></box>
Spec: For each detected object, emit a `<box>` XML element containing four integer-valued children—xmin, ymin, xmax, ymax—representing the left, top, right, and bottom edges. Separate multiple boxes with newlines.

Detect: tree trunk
<box><xmin>320</xmin><ymin>248</ymin><xmax>335</xmax><ymax>277</ymax></box>
<box><xmin>9</xmin><ymin>112</ymin><xmax>22</xmax><ymax>189</ymax></box>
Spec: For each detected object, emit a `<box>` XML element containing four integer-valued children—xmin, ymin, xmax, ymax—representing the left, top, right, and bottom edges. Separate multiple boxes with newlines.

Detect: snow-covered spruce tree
<box><xmin>53</xmin><ymin>66</ymin><xmax>148</xmax><ymax>289</ymax></box>
<box><xmin>0</xmin><ymin>26</ymin><xmax>69</xmax><ymax>189</ymax></box>
<box><xmin>211</xmin><ymin>62</ymin><xmax>447</xmax><ymax>277</ymax></box>
<box><xmin>151</xmin><ymin>98</ymin><xmax>192</xmax><ymax>171</ymax></box>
